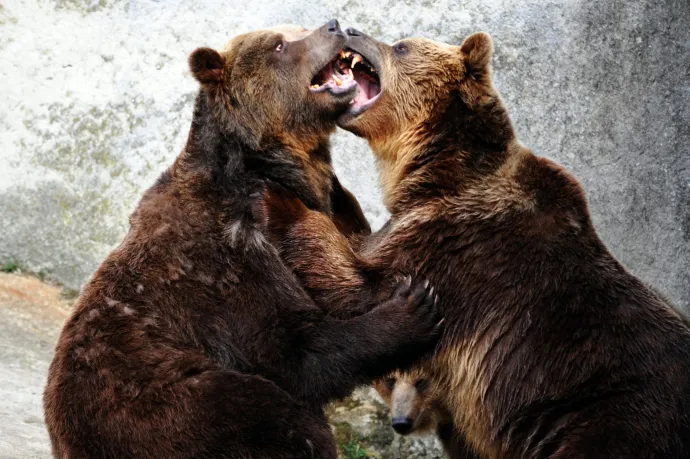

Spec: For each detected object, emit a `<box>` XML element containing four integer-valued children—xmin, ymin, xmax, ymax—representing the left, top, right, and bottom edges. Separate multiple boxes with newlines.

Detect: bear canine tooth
<box><xmin>351</xmin><ymin>54</ymin><xmax>363</xmax><ymax>68</ymax></box>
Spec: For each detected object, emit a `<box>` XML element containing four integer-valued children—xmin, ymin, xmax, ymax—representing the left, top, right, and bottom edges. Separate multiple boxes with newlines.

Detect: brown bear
<box><xmin>43</xmin><ymin>22</ymin><xmax>443</xmax><ymax>459</ymax></box>
<box><xmin>374</xmin><ymin>369</ymin><xmax>478</xmax><ymax>458</ymax></box>
<box><xmin>258</xmin><ymin>28</ymin><xmax>690</xmax><ymax>458</ymax></box>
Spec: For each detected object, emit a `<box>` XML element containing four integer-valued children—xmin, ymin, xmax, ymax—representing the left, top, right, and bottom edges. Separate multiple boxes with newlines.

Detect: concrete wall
<box><xmin>1</xmin><ymin>0</ymin><xmax>688</xmax><ymax>312</ymax></box>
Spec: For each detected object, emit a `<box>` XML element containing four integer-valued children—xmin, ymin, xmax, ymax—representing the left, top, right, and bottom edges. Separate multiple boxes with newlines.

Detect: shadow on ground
<box><xmin>0</xmin><ymin>273</ymin><xmax>69</xmax><ymax>458</ymax></box>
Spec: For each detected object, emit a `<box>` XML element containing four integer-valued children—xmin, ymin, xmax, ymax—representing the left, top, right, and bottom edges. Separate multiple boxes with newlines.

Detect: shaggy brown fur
<box><xmin>374</xmin><ymin>369</ymin><xmax>478</xmax><ymax>458</ymax></box>
<box><xmin>43</xmin><ymin>23</ymin><xmax>442</xmax><ymax>459</ymax></box>
<box><xmin>260</xmin><ymin>28</ymin><xmax>690</xmax><ymax>458</ymax></box>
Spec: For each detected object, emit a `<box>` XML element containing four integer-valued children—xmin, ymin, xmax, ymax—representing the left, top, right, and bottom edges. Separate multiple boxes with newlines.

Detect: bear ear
<box><xmin>460</xmin><ymin>32</ymin><xmax>493</xmax><ymax>76</ymax></box>
<box><xmin>189</xmin><ymin>47</ymin><xmax>225</xmax><ymax>85</ymax></box>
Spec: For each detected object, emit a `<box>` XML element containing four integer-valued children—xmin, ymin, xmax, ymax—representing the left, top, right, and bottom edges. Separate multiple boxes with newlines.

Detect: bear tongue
<box><xmin>350</xmin><ymin>74</ymin><xmax>372</xmax><ymax>109</ymax></box>
<box><xmin>358</xmin><ymin>76</ymin><xmax>371</xmax><ymax>100</ymax></box>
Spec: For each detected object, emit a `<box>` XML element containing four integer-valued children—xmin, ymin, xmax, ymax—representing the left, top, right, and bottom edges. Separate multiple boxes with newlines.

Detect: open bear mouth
<box><xmin>310</xmin><ymin>49</ymin><xmax>381</xmax><ymax>113</ymax></box>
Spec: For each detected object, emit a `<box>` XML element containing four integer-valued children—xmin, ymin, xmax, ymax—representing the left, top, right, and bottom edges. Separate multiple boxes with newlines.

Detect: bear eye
<box><xmin>275</xmin><ymin>41</ymin><xmax>284</xmax><ymax>53</ymax></box>
<box><xmin>415</xmin><ymin>379</ymin><xmax>429</xmax><ymax>393</ymax></box>
<box><xmin>384</xmin><ymin>377</ymin><xmax>396</xmax><ymax>390</ymax></box>
<box><xmin>393</xmin><ymin>42</ymin><xmax>409</xmax><ymax>55</ymax></box>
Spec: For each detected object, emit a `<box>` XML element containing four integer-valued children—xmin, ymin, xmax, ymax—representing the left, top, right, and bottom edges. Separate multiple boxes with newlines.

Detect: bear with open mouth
<box><xmin>259</xmin><ymin>27</ymin><xmax>690</xmax><ymax>459</ymax></box>
<box><xmin>43</xmin><ymin>21</ymin><xmax>443</xmax><ymax>459</ymax></box>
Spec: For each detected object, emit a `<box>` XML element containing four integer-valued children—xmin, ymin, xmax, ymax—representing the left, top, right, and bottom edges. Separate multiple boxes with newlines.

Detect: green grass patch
<box><xmin>1</xmin><ymin>259</ymin><xmax>20</xmax><ymax>273</ymax></box>
<box><xmin>342</xmin><ymin>440</ymin><xmax>370</xmax><ymax>459</ymax></box>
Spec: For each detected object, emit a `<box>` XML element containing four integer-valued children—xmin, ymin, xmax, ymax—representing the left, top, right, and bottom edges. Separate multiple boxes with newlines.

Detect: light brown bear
<box><xmin>374</xmin><ymin>369</ymin><xmax>478</xmax><ymax>458</ymax></box>
<box><xmin>258</xmin><ymin>28</ymin><xmax>690</xmax><ymax>459</ymax></box>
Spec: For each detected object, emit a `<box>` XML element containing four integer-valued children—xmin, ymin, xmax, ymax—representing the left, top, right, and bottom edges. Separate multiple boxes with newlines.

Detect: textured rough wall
<box><xmin>1</xmin><ymin>0</ymin><xmax>688</xmax><ymax>310</ymax></box>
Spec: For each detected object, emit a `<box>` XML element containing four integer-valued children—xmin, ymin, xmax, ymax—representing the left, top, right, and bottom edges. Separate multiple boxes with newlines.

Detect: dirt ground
<box><xmin>0</xmin><ymin>272</ymin><xmax>70</xmax><ymax>459</ymax></box>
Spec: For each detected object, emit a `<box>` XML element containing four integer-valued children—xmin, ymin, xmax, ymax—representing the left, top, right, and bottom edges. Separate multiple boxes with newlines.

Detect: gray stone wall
<box><xmin>1</xmin><ymin>0</ymin><xmax>687</xmax><ymax>310</ymax></box>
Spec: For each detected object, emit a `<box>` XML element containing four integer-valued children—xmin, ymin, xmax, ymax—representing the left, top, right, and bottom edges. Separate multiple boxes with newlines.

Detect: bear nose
<box><xmin>346</xmin><ymin>27</ymin><xmax>362</xmax><ymax>37</ymax></box>
<box><xmin>327</xmin><ymin>19</ymin><xmax>342</xmax><ymax>34</ymax></box>
<box><xmin>391</xmin><ymin>417</ymin><xmax>414</xmax><ymax>435</ymax></box>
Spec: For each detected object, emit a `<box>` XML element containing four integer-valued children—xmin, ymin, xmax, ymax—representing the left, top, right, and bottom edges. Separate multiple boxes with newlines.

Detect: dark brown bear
<box><xmin>259</xmin><ymin>28</ymin><xmax>690</xmax><ymax>458</ymax></box>
<box><xmin>43</xmin><ymin>22</ymin><xmax>443</xmax><ymax>459</ymax></box>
